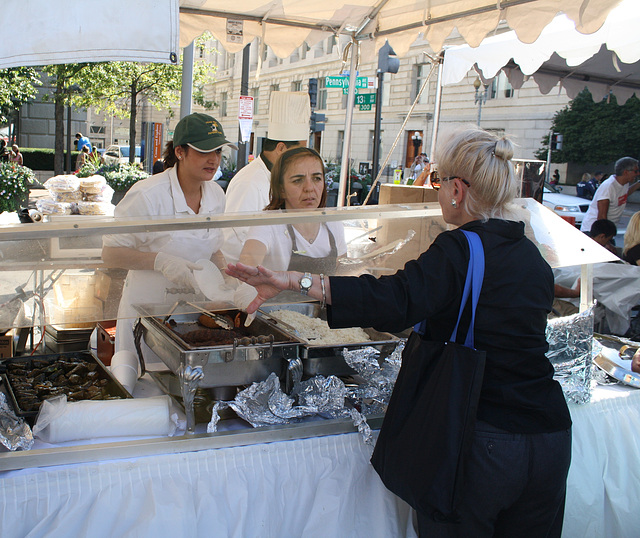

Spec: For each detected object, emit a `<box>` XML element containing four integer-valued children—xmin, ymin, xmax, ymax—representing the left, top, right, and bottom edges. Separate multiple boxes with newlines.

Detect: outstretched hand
<box><xmin>225</xmin><ymin>263</ymin><xmax>294</xmax><ymax>313</ymax></box>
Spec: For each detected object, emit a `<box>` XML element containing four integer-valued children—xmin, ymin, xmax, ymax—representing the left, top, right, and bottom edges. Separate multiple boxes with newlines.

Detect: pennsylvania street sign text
<box><xmin>326</xmin><ymin>75</ymin><xmax>372</xmax><ymax>89</ymax></box>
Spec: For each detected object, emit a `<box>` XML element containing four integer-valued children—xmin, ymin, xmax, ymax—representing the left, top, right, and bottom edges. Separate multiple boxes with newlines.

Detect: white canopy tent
<box><xmin>0</xmin><ymin>1</ymin><xmax>626</xmax><ymax>205</ymax></box>
<box><xmin>441</xmin><ymin>0</ymin><xmax>640</xmax><ymax>103</ymax></box>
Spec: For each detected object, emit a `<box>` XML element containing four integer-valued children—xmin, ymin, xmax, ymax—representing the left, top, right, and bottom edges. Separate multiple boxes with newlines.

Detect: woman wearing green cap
<box><xmin>102</xmin><ymin>113</ymin><xmax>237</xmax><ymax>357</ymax></box>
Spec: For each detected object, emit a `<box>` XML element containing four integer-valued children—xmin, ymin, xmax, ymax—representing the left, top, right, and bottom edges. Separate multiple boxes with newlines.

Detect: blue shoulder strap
<box><xmin>413</xmin><ymin>230</ymin><xmax>485</xmax><ymax>348</ymax></box>
<box><xmin>450</xmin><ymin>230</ymin><xmax>485</xmax><ymax>348</ymax></box>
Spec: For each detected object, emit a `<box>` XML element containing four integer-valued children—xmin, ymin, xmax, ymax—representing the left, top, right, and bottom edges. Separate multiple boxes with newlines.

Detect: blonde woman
<box><xmin>623</xmin><ymin>211</ymin><xmax>640</xmax><ymax>265</ymax></box>
<box><xmin>228</xmin><ymin>126</ymin><xmax>571</xmax><ymax>537</ymax></box>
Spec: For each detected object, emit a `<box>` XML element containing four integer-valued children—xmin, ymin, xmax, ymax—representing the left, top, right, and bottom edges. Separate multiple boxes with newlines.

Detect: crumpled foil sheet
<box><xmin>0</xmin><ymin>392</ymin><xmax>34</xmax><ymax>451</ymax></box>
<box><xmin>546</xmin><ymin>306</ymin><xmax>595</xmax><ymax>404</ymax></box>
<box><xmin>207</xmin><ymin>372</ymin><xmax>353</xmax><ymax>432</ymax></box>
<box><xmin>342</xmin><ymin>342</ymin><xmax>404</xmax><ymax>415</ymax></box>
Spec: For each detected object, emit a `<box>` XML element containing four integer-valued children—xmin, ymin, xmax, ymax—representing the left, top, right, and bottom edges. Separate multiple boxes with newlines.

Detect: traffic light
<box><xmin>310</xmin><ymin>112</ymin><xmax>325</xmax><ymax>132</ymax></box>
<box><xmin>551</xmin><ymin>132</ymin><xmax>563</xmax><ymax>150</ymax></box>
<box><xmin>308</xmin><ymin>78</ymin><xmax>318</xmax><ymax>109</ymax></box>
<box><xmin>378</xmin><ymin>41</ymin><xmax>399</xmax><ymax>74</ymax></box>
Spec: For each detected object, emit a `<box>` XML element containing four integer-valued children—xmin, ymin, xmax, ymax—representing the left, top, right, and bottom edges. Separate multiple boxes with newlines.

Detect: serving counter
<box><xmin>0</xmin><ymin>200</ymin><xmax>624</xmax><ymax>537</ymax></box>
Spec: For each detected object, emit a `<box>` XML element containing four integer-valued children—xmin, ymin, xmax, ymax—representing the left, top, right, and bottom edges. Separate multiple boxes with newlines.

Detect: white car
<box><xmin>542</xmin><ymin>183</ymin><xmax>590</xmax><ymax>227</ymax></box>
<box><xmin>103</xmin><ymin>145</ymin><xmax>142</xmax><ymax>165</ymax></box>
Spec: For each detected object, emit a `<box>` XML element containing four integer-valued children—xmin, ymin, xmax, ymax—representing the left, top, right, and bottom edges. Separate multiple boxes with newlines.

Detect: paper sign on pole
<box><xmin>238</xmin><ymin>95</ymin><xmax>254</xmax><ymax>143</ymax></box>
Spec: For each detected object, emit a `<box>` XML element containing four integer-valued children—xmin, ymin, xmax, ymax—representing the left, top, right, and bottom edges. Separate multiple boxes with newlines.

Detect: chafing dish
<box><xmin>258</xmin><ymin>303</ymin><xmax>400</xmax><ymax>376</ymax></box>
<box><xmin>134</xmin><ymin>303</ymin><xmax>303</xmax><ymax>432</ymax></box>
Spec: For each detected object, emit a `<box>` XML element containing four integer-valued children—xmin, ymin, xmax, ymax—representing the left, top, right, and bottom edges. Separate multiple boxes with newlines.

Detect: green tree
<box><xmin>43</xmin><ymin>64</ymin><xmax>88</xmax><ymax>175</ymax></box>
<box><xmin>72</xmin><ymin>55</ymin><xmax>216</xmax><ymax>164</ymax></box>
<box><xmin>0</xmin><ymin>67</ymin><xmax>41</xmax><ymax>125</ymax></box>
<box><xmin>535</xmin><ymin>89</ymin><xmax>640</xmax><ymax>164</ymax></box>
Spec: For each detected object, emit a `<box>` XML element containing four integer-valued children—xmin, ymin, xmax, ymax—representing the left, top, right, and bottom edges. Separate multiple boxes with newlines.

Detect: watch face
<box><xmin>301</xmin><ymin>276</ymin><xmax>312</xmax><ymax>288</ymax></box>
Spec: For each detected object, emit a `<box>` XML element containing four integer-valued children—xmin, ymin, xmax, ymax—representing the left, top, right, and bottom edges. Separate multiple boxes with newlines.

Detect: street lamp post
<box><xmin>473</xmin><ymin>77</ymin><xmax>488</xmax><ymax>126</ymax></box>
<box><xmin>65</xmin><ymin>84</ymin><xmax>83</xmax><ymax>174</ymax></box>
<box><xmin>411</xmin><ymin>131</ymin><xmax>422</xmax><ymax>159</ymax></box>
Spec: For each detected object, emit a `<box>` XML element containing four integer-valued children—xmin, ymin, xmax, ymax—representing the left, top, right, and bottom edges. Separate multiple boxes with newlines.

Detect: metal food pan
<box><xmin>258</xmin><ymin>303</ymin><xmax>400</xmax><ymax>377</ymax></box>
<box><xmin>134</xmin><ymin>304</ymin><xmax>302</xmax><ymax>388</ymax></box>
<box><xmin>1</xmin><ymin>351</ymin><xmax>132</xmax><ymax>422</ymax></box>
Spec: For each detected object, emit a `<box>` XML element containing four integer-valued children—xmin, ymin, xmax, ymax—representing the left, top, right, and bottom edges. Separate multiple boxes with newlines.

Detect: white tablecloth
<box><xmin>0</xmin><ymin>432</ymin><xmax>416</xmax><ymax>538</ymax></box>
<box><xmin>563</xmin><ymin>385</ymin><xmax>640</xmax><ymax>538</ymax></box>
<box><xmin>1</xmin><ymin>385</ymin><xmax>639</xmax><ymax>537</ymax></box>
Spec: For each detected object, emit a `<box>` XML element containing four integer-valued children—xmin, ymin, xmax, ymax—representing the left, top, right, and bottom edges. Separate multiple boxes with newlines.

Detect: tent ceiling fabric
<box><xmin>179</xmin><ymin>0</ymin><xmax>622</xmax><ymax>58</ymax></box>
<box><xmin>442</xmin><ymin>0</ymin><xmax>639</xmax><ymax>103</ymax></box>
<box><xmin>0</xmin><ymin>0</ymin><xmax>180</xmax><ymax>69</ymax></box>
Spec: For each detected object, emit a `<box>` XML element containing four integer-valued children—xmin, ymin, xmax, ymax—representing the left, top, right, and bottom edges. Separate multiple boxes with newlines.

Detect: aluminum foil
<box><xmin>546</xmin><ymin>306</ymin><xmax>595</xmax><ymax>404</ymax></box>
<box><xmin>342</xmin><ymin>342</ymin><xmax>404</xmax><ymax>415</ymax></box>
<box><xmin>0</xmin><ymin>392</ymin><xmax>34</xmax><ymax>451</ymax></box>
<box><xmin>207</xmin><ymin>372</ymin><xmax>367</xmax><ymax>438</ymax></box>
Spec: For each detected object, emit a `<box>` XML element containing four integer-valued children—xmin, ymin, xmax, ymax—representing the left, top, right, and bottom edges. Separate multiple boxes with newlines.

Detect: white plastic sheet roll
<box><xmin>33</xmin><ymin>395</ymin><xmax>173</xmax><ymax>443</ymax></box>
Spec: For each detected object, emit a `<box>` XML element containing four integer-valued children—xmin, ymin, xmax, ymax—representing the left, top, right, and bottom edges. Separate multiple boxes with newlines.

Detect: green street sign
<box><xmin>355</xmin><ymin>93</ymin><xmax>376</xmax><ymax>105</ymax></box>
<box><xmin>326</xmin><ymin>75</ymin><xmax>372</xmax><ymax>89</ymax></box>
<box><xmin>358</xmin><ymin>104</ymin><xmax>372</xmax><ymax>111</ymax></box>
<box><xmin>343</xmin><ymin>88</ymin><xmax>359</xmax><ymax>95</ymax></box>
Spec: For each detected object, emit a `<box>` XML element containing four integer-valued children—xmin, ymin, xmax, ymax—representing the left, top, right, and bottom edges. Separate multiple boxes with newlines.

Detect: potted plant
<box><xmin>0</xmin><ymin>162</ymin><xmax>35</xmax><ymax>213</ymax></box>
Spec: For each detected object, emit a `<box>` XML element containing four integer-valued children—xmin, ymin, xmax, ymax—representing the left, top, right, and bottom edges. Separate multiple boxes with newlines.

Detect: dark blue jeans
<box><xmin>417</xmin><ymin>422</ymin><xmax>572</xmax><ymax>537</ymax></box>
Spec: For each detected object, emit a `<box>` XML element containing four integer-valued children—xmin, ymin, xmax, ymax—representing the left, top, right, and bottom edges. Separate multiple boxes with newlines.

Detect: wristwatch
<box><xmin>299</xmin><ymin>272</ymin><xmax>313</xmax><ymax>295</ymax></box>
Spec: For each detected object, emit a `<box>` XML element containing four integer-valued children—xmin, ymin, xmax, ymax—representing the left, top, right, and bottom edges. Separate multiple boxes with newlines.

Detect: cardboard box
<box><xmin>379</xmin><ymin>183</ymin><xmax>439</xmax><ymax>205</ymax></box>
<box><xmin>97</xmin><ymin>320</ymin><xmax>117</xmax><ymax>366</ymax></box>
<box><xmin>0</xmin><ymin>334</ymin><xmax>14</xmax><ymax>358</ymax></box>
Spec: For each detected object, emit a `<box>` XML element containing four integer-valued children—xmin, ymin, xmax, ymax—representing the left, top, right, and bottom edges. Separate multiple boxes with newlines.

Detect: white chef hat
<box><xmin>268</xmin><ymin>91</ymin><xmax>311</xmax><ymax>142</ymax></box>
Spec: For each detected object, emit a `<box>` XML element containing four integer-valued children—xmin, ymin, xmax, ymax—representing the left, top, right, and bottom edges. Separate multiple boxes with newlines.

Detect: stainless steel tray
<box><xmin>258</xmin><ymin>303</ymin><xmax>400</xmax><ymax>376</ymax></box>
<box><xmin>134</xmin><ymin>303</ymin><xmax>302</xmax><ymax>388</ymax></box>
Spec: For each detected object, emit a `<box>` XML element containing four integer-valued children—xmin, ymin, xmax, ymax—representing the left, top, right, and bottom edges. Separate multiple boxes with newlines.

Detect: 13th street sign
<box><xmin>355</xmin><ymin>93</ymin><xmax>376</xmax><ymax>105</ymax></box>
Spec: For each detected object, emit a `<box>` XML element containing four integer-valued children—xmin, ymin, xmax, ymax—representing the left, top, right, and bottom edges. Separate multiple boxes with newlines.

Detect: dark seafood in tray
<box><xmin>3</xmin><ymin>353</ymin><xmax>130</xmax><ymax>417</ymax></box>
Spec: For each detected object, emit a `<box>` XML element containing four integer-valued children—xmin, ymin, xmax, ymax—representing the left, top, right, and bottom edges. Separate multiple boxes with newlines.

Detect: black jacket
<box><xmin>328</xmin><ymin>219</ymin><xmax>571</xmax><ymax>433</ymax></box>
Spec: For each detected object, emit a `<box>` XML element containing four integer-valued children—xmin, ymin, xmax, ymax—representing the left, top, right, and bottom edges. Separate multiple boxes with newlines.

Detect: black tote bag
<box><xmin>370</xmin><ymin>230</ymin><xmax>486</xmax><ymax>522</ymax></box>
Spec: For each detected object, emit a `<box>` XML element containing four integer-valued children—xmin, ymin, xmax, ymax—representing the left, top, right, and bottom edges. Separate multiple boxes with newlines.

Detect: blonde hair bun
<box><xmin>494</xmin><ymin>138</ymin><xmax>514</xmax><ymax>161</ymax></box>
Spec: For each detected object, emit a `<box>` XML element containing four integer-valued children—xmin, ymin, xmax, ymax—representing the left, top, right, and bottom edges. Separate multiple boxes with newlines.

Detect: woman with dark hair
<box><xmin>228</xmin><ymin>126</ymin><xmax>572</xmax><ymax>537</ymax></box>
<box><xmin>102</xmin><ymin>113</ymin><xmax>236</xmax><ymax>354</ymax></box>
<box><xmin>237</xmin><ymin>146</ymin><xmax>346</xmax><ymax>274</ymax></box>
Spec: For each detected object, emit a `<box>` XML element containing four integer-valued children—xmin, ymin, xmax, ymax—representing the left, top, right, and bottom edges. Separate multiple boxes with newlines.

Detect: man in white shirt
<box><xmin>581</xmin><ymin>157</ymin><xmax>640</xmax><ymax>232</ymax></box>
<box><xmin>223</xmin><ymin>91</ymin><xmax>310</xmax><ymax>263</ymax></box>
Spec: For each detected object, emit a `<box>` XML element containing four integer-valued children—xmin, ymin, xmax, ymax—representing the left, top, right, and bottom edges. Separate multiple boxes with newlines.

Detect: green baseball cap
<box><xmin>173</xmin><ymin>113</ymin><xmax>238</xmax><ymax>152</ymax></box>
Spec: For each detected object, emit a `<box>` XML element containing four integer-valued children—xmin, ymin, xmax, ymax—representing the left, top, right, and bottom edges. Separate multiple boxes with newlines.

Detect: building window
<box><xmin>368</xmin><ymin>130</ymin><xmax>376</xmax><ymax>161</ymax></box>
<box><xmin>301</xmin><ymin>43</ymin><xmax>310</xmax><ymax>60</ymax></box>
<box><xmin>489</xmin><ymin>71</ymin><xmax>513</xmax><ymax>99</ymax></box>
<box><xmin>337</xmin><ymin>130</ymin><xmax>344</xmax><ymax>159</ymax></box>
<box><xmin>415</xmin><ymin>65</ymin><xmax>430</xmax><ymax>105</ymax></box>
<box><xmin>251</xmin><ymin>87</ymin><xmax>260</xmax><ymax>114</ymax></box>
<box><xmin>225</xmin><ymin>52</ymin><xmax>235</xmax><ymax>70</ymax></box>
<box><xmin>291</xmin><ymin>80</ymin><xmax>302</xmax><ymax>92</ymax></box>
<box><xmin>326</xmin><ymin>35</ymin><xmax>337</xmax><ymax>54</ymax></box>
<box><xmin>198</xmin><ymin>45</ymin><xmax>205</xmax><ymax>59</ymax></box>
<box><xmin>90</xmin><ymin>125</ymin><xmax>105</xmax><ymax>135</ymax></box>
<box><xmin>270</xmin><ymin>84</ymin><xmax>280</xmax><ymax>97</ymax></box>
<box><xmin>317</xmin><ymin>78</ymin><xmax>327</xmax><ymax>110</ymax></box>
<box><xmin>220</xmin><ymin>92</ymin><xmax>228</xmax><ymax>117</ymax></box>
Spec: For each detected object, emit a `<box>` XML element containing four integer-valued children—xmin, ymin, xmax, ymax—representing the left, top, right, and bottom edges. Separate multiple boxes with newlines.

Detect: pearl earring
<box><xmin>451</xmin><ymin>199</ymin><xmax>457</xmax><ymax>208</ymax></box>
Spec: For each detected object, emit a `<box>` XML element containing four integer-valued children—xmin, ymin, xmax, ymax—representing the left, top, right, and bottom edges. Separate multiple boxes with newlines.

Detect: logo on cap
<box><xmin>207</xmin><ymin>120</ymin><xmax>221</xmax><ymax>136</ymax></box>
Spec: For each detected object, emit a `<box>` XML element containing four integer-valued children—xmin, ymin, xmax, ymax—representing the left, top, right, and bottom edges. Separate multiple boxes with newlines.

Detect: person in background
<box><xmin>587</xmin><ymin>218</ymin><xmax>618</xmax><ymax>254</ymax></box>
<box><xmin>75</xmin><ymin>132</ymin><xmax>92</xmax><ymax>153</ymax></box>
<box><xmin>75</xmin><ymin>146</ymin><xmax>90</xmax><ymax>171</ymax></box>
<box><xmin>409</xmin><ymin>153</ymin><xmax>425</xmax><ymax>183</ymax></box>
<box><xmin>623</xmin><ymin>212</ymin><xmax>640</xmax><ymax>265</ymax></box>
<box><xmin>581</xmin><ymin>157</ymin><xmax>640</xmax><ymax>232</ymax></box>
<box><xmin>9</xmin><ymin>144</ymin><xmax>23</xmax><ymax>165</ymax></box>
<box><xmin>222</xmin><ymin>91</ymin><xmax>310</xmax><ymax>264</ymax></box>
<box><xmin>102</xmin><ymin>113</ymin><xmax>236</xmax><ymax>355</ymax></box>
<box><xmin>152</xmin><ymin>159</ymin><xmax>164</xmax><ymax>175</ymax></box>
<box><xmin>0</xmin><ymin>139</ymin><xmax>9</xmax><ymax>162</ymax></box>
<box><xmin>551</xmin><ymin>169</ymin><xmax>560</xmax><ymax>185</ymax></box>
<box><xmin>228</xmin><ymin>126</ymin><xmax>572</xmax><ymax>537</ymax></box>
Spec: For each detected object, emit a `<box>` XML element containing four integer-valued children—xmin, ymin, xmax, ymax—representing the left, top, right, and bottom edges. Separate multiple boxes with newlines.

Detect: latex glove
<box><xmin>154</xmin><ymin>252</ymin><xmax>202</xmax><ymax>291</ymax></box>
<box><xmin>234</xmin><ymin>283</ymin><xmax>259</xmax><ymax>326</ymax></box>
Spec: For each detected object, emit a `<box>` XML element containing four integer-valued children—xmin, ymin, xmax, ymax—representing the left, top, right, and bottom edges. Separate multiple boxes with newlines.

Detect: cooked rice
<box><xmin>268</xmin><ymin>309</ymin><xmax>370</xmax><ymax>345</ymax></box>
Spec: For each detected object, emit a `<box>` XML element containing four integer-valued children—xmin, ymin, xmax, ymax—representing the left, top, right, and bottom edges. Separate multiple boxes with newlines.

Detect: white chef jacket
<box><xmin>222</xmin><ymin>156</ymin><xmax>271</xmax><ymax>264</ymax></box>
<box><xmin>103</xmin><ymin>165</ymin><xmax>226</xmax><ymax>355</ymax></box>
